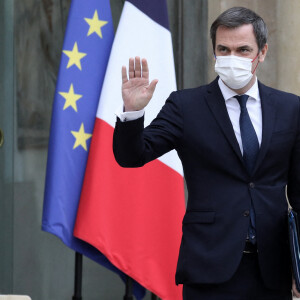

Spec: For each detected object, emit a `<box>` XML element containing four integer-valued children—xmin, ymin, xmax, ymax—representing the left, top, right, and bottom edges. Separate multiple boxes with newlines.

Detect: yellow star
<box><xmin>63</xmin><ymin>42</ymin><xmax>87</xmax><ymax>70</ymax></box>
<box><xmin>84</xmin><ymin>10</ymin><xmax>108</xmax><ymax>38</ymax></box>
<box><xmin>71</xmin><ymin>123</ymin><xmax>92</xmax><ymax>151</ymax></box>
<box><xmin>59</xmin><ymin>84</ymin><xmax>82</xmax><ymax>112</ymax></box>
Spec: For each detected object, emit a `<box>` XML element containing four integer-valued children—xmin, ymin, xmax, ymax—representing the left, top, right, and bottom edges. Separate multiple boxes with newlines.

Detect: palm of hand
<box><xmin>122</xmin><ymin>57</ymin><xmax>158</xmax><ymax>112</ymax></box>
<box><xmin>122</xmin><ymin>78</ymin><xmax>152</xmax><ymax>111</ymax></box>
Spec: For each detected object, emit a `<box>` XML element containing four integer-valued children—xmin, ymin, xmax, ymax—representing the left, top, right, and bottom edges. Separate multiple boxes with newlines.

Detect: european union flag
<box><xmin>42</xmin><ymin>1</ymin><xmax>145</xmax><ymax>298</ymax></box>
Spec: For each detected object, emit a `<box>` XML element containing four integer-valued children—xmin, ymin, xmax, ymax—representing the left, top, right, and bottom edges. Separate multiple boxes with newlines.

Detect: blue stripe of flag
<box><xmin>127</xmin><ymin>0</ymin><xmax>170</xmax><ymax>30</ymax></box>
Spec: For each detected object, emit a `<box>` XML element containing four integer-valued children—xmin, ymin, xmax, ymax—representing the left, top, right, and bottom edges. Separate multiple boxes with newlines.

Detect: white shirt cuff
<box><xmin>115</xmin><ymin>105</ymin><xmax>145</xmax><ymax>122</ymax></box>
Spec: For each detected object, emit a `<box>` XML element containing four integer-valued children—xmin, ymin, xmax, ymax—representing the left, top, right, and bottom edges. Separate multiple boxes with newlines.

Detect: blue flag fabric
<box><xmin>42</xmin><ymin>1</ymin><xmax>145</xmax><ymax>298</ymax></box>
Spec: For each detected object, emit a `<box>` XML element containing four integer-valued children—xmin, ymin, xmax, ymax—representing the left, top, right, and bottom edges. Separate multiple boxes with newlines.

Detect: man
<box><xmin>113</xmin><ymin>7</ymin><xmax>300</xmax><ymax>300</ymax></box>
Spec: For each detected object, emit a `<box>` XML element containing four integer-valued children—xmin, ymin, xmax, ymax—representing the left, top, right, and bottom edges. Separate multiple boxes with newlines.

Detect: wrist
<box><xmin>124</xmin><ymin>104</ymin><xmax>144</xmax><ymax>112</ymax></box>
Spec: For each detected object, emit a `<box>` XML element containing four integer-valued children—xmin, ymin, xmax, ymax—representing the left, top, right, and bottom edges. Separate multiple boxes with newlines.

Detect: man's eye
<box><xmin>240</xmin><ymin>49</ymin><xmax>249</xmax><ymax>53</ymax></box>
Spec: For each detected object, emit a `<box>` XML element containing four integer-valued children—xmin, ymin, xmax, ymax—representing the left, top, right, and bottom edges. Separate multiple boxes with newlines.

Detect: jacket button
<box><xmin>243</xmin><ymin>210</ymin><xmax>250</xmax><ymax>217</ymax></box>
<box><xmin>249</xmin><ymin>182</ymin><xmax>255</xmax><ymax>188</ymax></box>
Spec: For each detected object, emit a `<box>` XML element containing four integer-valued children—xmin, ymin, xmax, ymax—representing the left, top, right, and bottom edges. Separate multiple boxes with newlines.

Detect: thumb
<box><xmin>147</xmin><ymin>79</ymin><xmax>158</xmax><ymax>96</ymax></box>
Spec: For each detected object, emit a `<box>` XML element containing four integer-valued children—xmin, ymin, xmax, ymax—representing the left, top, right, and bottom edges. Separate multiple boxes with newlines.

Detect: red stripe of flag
<box><xmin>74</xmin><ymin>118</ymin><xmax>185</xmax><ymax>299</ymax></box>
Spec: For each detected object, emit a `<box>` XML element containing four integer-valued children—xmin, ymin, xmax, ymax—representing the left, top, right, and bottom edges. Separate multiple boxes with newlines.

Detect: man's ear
<box><xmin>258</xmin><ymin>43</ymin><xmax>268</xmax><ymax>63</ymax></box>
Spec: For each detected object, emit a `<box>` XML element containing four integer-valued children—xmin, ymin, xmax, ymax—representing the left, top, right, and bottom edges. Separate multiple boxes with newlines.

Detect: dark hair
<box><xmin>210</xmin><ymin>7</ymin><xmax>268</xmax><ymax>52</ymax></box>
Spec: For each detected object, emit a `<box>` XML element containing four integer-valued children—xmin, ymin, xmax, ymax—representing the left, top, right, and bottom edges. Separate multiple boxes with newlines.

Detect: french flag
<box><xmin>74</xmin><ymin>1</ymin><xmax>185</xmax><ymax>299</ymax></box>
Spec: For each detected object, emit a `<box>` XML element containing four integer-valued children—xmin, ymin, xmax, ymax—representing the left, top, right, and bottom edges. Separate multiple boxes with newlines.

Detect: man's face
<box><xmin>215</xmin><ymin>24</ymin><xmax>267</xmax><ymax>72</ymax></box>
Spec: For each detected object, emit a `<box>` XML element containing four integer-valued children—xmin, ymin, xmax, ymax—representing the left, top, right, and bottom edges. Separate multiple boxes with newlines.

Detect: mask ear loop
<box><xmin>251</xmin><ymin>53</ymin><xmax>260</xmax><ymax>74</ymax></box>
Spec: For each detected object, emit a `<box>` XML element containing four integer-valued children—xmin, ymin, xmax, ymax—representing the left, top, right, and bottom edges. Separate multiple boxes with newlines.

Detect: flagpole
<box><xmin>124</xmin><ymin>276</ymin><xmax>134</xmax><ymax>300</ymax></box>
<box><xmin>72</xmin><ymin>252</ymin><xmax>83</xmax><ymax>300</ymax></box>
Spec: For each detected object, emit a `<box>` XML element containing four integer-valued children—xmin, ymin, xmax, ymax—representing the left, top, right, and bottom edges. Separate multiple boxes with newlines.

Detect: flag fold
<box><xmin>74</xmin><ymin>1</ymin><xmax>185</xmax><ymax>299</ymax></box>
<box><xmin>42</xmin><ymin>1</ymin><xmax>145</xmax><ymax>298</ymax></box>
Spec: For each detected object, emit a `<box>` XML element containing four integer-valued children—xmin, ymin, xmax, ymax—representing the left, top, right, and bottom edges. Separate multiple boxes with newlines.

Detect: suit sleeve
<box><xmin>113</xmin><ymin>91</ymin><xmax>183</xmax><ymax>168</ymax></box>
<box><xmin>287</xmin><ymin>97</ymin><xmax>300</xmax><ymax>214</ymax></box>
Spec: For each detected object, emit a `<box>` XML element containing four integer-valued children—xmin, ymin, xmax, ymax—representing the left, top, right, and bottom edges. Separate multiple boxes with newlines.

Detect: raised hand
<box><xmin>122</xmin><ymin>57</ymin><xmax>158</xmax><ymax>112</ymax></box>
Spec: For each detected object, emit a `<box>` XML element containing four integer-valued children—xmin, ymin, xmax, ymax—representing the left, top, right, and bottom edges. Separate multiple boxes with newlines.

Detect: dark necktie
<box><xmin>235</xmin><ymin>95</ymin><xmax>259</xmax><ymax>172</ymax></box>
<box><xmin>235</xmin><ymin>94</ymin><xmax>259</xmax><ymax>244</ymax></box>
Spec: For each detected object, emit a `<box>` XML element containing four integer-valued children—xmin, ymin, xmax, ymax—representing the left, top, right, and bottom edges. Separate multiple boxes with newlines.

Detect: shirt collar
<box><xmin>218</xmin><ymin>77</ymin><xmax>260</xmax><ymax>102</ymax></box>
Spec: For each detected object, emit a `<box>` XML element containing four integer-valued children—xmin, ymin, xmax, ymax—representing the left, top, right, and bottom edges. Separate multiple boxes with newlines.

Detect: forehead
<box><xmin>216</xmin><ymin>24</ymin><xmax>258</xmax><ymax>48</ymax></box>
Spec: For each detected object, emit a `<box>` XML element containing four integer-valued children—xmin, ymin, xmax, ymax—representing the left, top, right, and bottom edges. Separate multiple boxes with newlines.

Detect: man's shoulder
<box><xmin>175</xmin><ymin>85</ymin><xmax>207</xmax><ymax>97</ymax></box>
<box><xmin>171</xmin><ymin>78</ymin><xmax>218</xmax><ymax>101</ymax></box>
<box><xmin>258</xmin><ymin>81</ymin><xmax>299</xmax><ymax>102</ymax></box>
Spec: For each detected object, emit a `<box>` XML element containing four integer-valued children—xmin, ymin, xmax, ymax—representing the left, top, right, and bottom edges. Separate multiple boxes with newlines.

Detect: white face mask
<box><xmin>214</xmin><ymin>55</ymin><xmax>258</xmax><ymax>90</ymax></box>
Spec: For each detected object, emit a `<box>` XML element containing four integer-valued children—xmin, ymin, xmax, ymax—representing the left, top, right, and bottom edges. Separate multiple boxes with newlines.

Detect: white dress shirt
<box><xmin>116</xmin><ymin>77</ymin><xmax>263</xmax><ymax>154</ymax></box>
<box><xmin>218</xmin><ymin>77</ymin><xmax>262</xmax><ymax>154</ymax></box>
<box><xmin>115</xmin><ymin>104</ymin><xmax>145</xmax><ymax>122</ymax></box>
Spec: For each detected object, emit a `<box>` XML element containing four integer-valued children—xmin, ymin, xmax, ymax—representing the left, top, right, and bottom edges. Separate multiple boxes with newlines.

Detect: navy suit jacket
<box><xmin>113</xmin><ymin>78</ymin><xmax>300</xmax><ymax>291</ymax></box>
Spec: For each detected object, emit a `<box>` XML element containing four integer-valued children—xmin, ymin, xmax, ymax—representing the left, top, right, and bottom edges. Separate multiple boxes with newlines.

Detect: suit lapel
<box><xmin>205</xmin><ymin>78</ymin><xmax>244</xmax><ymax>164</ymax></box>
<box><xmin>204</xmin><ymin>79</ymin><xmax>277</xmax><ymax>175</ymax></box>
<box><xmin>252</xmin><ymin>82</ymin><xmax>276</xmax><ymax>174</ymax></box>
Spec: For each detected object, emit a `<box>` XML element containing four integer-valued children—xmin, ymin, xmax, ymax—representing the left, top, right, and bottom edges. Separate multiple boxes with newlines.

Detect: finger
<box><xmin>295</xmin><ymin>289</ymin><xmax>300</xmax><ymax>298</ymax></box>
<box><xmin>135</xmin><ymin>56</ymin><xmax>141</xmax><ymax>77</ymax></box>
<box><xmin>293</xmin><ymin>281</ymin><xmax>300</xmax><ymax>298</ymax></box>
<box><xmin>147</xmin><ymin>79</ymin><xmax>158</xmax><ymax>96</ymax></box>
<box><xmin>122</xmin><ymin>66</ymin><xmax>128</xmax><ymax>84</ymax></box>
<box><xmin>142</xmin><ymin>58</ymin><xmax>149</xmax><ymax>79</ymax></box>
<box><xmin>129</xmin><ymin>57</ymin><xmax>134</xmax><ymax>79</ymax></box>
<box><xmin>293</xmin><ymin>290</ymin><xmax>300</xmax><ymax>298</ymax></box>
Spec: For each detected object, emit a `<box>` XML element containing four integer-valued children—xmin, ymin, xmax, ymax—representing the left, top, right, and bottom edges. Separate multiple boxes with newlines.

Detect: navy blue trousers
<box><xmin>183</xmin><ymin>253</ymin><xmax>292</xmax><ymax>300</ymax></box>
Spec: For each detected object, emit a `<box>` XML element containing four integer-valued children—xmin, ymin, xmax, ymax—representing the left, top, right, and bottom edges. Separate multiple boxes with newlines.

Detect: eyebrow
<box><xmin>237</xmin><ymin>45</ymin><xmax>253</xmax><ymax>51</ymax></box>
<box><xmin>216</xmin><ymin>44</ymin><xmax>254</xmax><ymax>51</ymax></box>
<box><xmin>216</xmin><ymin>44</ymin><xmax>229</xmax><ymax>51</ymax></box>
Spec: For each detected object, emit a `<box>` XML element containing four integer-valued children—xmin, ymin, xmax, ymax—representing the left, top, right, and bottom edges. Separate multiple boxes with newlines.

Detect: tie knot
<box><xmin>235</xmin><ymin>95</ymin><xmax>249</xmax><ymax>109</ymax></box>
